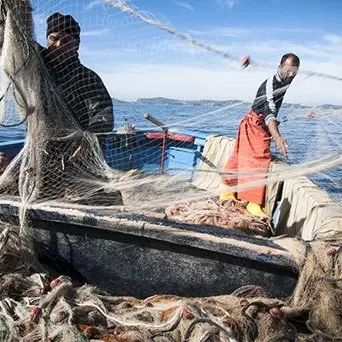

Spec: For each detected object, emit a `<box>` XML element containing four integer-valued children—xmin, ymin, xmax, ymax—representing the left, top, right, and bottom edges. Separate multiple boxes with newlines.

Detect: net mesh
<box><xmin>0</xmin><ymin>228</ymin><xmax>341</xmax><ymax>341</ymax></box>
<box><xmin>0</xmin><ymin>1</ymin><xmax>341</xmax><ymax>239</ymax></box>
<box><xmin>0</xmin><ymin>0</ymin><xmax>341</xmax><ymax>215</ymax></box>
<box><xmin>0</xmin><ymin>0</ymin><xmax>342</xmax><ymax>340</ymax></box>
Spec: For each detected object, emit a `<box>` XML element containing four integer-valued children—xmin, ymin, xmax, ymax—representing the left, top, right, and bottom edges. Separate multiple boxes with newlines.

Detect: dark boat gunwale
<box><xmin>0</xmin><ymin>196</ymin><xmax>303</xmax><ymax>276</ymax></box>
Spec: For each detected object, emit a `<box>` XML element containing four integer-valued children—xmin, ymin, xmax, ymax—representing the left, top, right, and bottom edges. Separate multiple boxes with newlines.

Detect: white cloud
<box><xmin>82</xmin><ymin>28</ymin><xmax>111</xmax><ymax>37</ymax></box>
<box><xmin>216</xmin><ymin>0</ymin><xmax>237</xmax><ymax>9</ymax></box>
<box><xmin>272</xmin><ymin>27</ymin><xmax>315</xmax><ymax>33</ymax></box>
<box><xmin>85</xmin><ymin>0</ymin><xmax>102</xmax><ymax>10</ymax></box>
<box><xmin>187</xmin><ymin>25</ymin><xmax>313</xmax><ymax>39</ymax></box>
<box><xmin>188</xmin><ymin>27</ymin><xmax>249</xmax><ymax>38</ymax></box>
<box><xmin>173</xmin><ymin>1</ymin><xmax>195</xmax><ymax>12</ymax></box>
<box><xmin>97</xmin><ymin>61</ymin><xmax>342</xmax><ymax>106</ymax></box>
<box><xmin>33</xmin><ymin>13</ymin><xmax>50</xmax><ymax>43</ymax></box>
<box><xmin>323</xmin><ymin>35</ymin><xmax>342</xmax><ymax>45</ymax></box>
<box><xmin>195</xmin><ymin>38</ymin><xmax>342</xmax><ymax>64</ymax></box>
<box><xmin>33</xmin><ymin>13</ymin><xmax>47</xmax><ymax>26</ymax></box>
<box><xmin>78</xmin><ymin>24</ymin><xmax>342</xmax><ymax>106</ymax></box>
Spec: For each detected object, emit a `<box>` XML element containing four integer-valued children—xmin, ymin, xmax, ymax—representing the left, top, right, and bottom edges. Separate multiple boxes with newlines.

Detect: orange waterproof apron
<box><xmin>222</xmin><ymin>111</ymin><xmax>272</xmax><ymax>205</ymax></box>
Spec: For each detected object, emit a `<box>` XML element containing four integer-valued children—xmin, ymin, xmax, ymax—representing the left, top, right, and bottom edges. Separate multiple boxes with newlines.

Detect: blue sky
<box><xmin>32</xmin><ymin>0</ymin><xmax>342</xmax><ymax>105</ymax></box>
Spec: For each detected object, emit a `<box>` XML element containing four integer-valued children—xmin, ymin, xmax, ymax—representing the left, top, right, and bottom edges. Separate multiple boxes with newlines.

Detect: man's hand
<box><xmin>275</xmin><ymin>136</ymin><xmax>288</xmax><ymax>158</ymax></box>
<box><xmin>267</xmin><ymin>119</ymin><xmax>288</xmax><ymax>158</ymax></box>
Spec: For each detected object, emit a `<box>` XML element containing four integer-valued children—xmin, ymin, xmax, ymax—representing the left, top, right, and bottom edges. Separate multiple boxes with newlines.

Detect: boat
<box><xmin>0</xmin><ymin>115</ymin><xmax>341</xmax><ymax>300</ymax></box>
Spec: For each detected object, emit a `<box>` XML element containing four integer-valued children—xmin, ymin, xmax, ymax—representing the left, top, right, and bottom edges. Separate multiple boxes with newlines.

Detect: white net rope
<box><xmin>0</xmin><ymin>1</ymin><xmax>341</xmax><ymax>341</ymax></box>
<box><xmin>0</xmin><ymin>0</ymin><xmax>340</xmax><ymax>220</ymax></box>
<box><xmin>0</xmin><ymin>0</ymin><xmax>341</xmax><ymax>241</ymax></box>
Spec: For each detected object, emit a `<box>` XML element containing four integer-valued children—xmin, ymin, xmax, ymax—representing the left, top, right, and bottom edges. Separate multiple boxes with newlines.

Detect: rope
<box><xmin>181</xmin><ymin>318</ymin><xmax>238</xmax><ymax>342</ymax></box>
<box><xmin>104</xmin><ymin>0</ymin><xmax>342</xmax><ymax>82</ymax></box>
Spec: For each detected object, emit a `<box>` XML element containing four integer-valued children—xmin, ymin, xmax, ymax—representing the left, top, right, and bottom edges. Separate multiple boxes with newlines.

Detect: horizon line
<box><xmin>111</xmin><ymin>97</ymin><xmax>342</xmax><ymax>107</ymax></box>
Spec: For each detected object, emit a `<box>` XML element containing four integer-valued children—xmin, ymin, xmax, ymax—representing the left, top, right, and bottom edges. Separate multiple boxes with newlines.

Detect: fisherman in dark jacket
<box><xmin>0</xmin><ymin>8</ymin><xmax>121</xmax><ymax>204</ymax></box>
<box><xmin>39</xmin><ymin>12</ymin><xmax>114</xmax><ymax>134</ymax></box>
<box><xmin>36</xmin><ymin>13</ymin><xmax>122</xmax><ymax>204</ymax></box>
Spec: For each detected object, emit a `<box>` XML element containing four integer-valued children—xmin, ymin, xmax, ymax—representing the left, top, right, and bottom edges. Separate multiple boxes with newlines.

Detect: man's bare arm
<box><xmin>267</xmin><ymin>119</ymin><xmax>287</xmax><ymax>158</ymax></box>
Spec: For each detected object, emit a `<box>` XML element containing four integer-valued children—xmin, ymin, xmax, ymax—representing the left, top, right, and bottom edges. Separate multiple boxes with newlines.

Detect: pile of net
<box><xmin>0</xmin><ymin>225</ymin><xmax>342</xmax><ymax>342</ymax></box>
<box><xmin>1</xmin><ymin>1</ymin><xmax>342</xmax><ymax>341</ymax></box>
<box><xmin>165</xmin><ymin>199</ymin><xmax>272</xmax><ymax>237</ymax></box>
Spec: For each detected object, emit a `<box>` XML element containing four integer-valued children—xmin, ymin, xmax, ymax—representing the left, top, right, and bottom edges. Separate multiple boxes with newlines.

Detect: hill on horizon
<box><xmin>112</xmin><ymin>97</ymin><xmax>342</xmax><ymax>109</ymax></box>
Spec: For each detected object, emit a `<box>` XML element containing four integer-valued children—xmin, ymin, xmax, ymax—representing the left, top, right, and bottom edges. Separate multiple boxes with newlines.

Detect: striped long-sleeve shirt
<box><xmin>251</xmin><ymin>72</ymin><xmax>292</xmax><ymax>125</ymax></box>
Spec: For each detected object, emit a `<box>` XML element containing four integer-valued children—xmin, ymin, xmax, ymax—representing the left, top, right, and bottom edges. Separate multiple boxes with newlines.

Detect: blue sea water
<box><xmin>0</xmin><ymin>102</ymin><xmax>341</xmax><ymax>201</ymax></box>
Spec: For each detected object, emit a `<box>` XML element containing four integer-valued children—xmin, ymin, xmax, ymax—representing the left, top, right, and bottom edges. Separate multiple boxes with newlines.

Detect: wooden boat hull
<box><xmin>0</xmin><ymin>199</ymin><xmax>299</xmax><ymax>298</ymax></box>
<box><xmin>0</xmin><ymin>132</ymin><xmax>318</xmax><ymax>299</ymax></box>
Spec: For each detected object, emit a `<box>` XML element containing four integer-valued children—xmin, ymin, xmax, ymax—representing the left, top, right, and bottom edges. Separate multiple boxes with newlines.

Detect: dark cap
<box><xmin>46</xmin><ymin>12</ymin><xmax>81</xmax><ymax>39</ymax></box>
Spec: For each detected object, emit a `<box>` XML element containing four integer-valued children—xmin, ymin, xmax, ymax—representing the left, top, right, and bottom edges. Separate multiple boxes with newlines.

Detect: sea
<box><xmin>0</xmin><ymin>101</ymin><xmax>341</xmax><ymax>201</ymax></box>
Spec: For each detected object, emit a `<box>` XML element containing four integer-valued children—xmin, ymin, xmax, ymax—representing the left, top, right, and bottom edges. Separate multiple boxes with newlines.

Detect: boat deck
<box><xmin>0</xmin><ymin>192</ymin><xmax>305</xmax><ymax>298</ymax></box>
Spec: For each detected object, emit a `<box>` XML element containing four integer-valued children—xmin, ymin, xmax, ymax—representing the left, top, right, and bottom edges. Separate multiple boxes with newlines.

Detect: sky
<box><xmin>32</xmin><ymin>0</ymin><xmax>342</xmax><ymax>105</ymax></box>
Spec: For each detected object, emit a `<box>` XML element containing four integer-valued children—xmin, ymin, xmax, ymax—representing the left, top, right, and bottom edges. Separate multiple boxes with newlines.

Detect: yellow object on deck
<box><xmin>246</xmin><ymin>202</ymin><xmax>269</xmax><ymax>219</ymax></box>
<box><xmin>219</xmin><ymin>192</ymin><xmax>236</xmax><ymax>201</ymax></box>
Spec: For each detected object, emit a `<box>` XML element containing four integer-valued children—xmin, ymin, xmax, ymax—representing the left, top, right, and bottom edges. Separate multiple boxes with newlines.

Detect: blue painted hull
<box><xmin>101</xmin><ymin>130</ymin><xmax>206</xmax><ymax>179</ymax></box>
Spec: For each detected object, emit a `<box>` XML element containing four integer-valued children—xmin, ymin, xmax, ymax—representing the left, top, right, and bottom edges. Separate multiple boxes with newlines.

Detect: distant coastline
<box><xmin>112</xmin><ymin>97</ymin><xmax>342</xmax><ymax>109</ymax></box>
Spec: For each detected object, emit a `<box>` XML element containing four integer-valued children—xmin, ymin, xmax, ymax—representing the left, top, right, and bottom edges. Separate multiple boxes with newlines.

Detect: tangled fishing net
<box><xmin>0</xmin><ymin>0</ymin><xmax>341</xmax><ymax>215</ymax></box>
<box><xmin>165</xmin><ymin>199</ymin><xmax>272</xmax><ymax>237</ymax></box>
<box><xmin>0</xmin><ymin>0</ymin><xmax>342</xmax><ymax>341</ymax></box>
<box><xmin>0</xmin><ymin>225</ymin><xmax>342</xmax><ymax>341</ymax></box>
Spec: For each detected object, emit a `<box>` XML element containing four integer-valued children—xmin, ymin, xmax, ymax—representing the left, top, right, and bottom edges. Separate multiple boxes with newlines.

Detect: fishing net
<box><xmin>0</xmin><ymin>225</ymin><xmax>341</xmax><ymax>341</ymax></box>
<box><xmin>165</xmin><ymin>199</ymin><xmax>272</xmax><ymax>237</ymax></box>
<box><xmin>0</xmin><ymin>0</ymin><xmax>342</xmax><ymax>341</ymax></box>
<box><xmin>0</xmin><ymin>0</ymin><xmax>341</xmax><ymax>216</ymax></box>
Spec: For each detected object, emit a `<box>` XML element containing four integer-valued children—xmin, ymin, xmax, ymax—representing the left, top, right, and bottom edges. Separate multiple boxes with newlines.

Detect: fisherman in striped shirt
<box><xmin>220</xmin><ymin>53</ymin><xmax>300</xmax><ymax>218</ymax></box>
